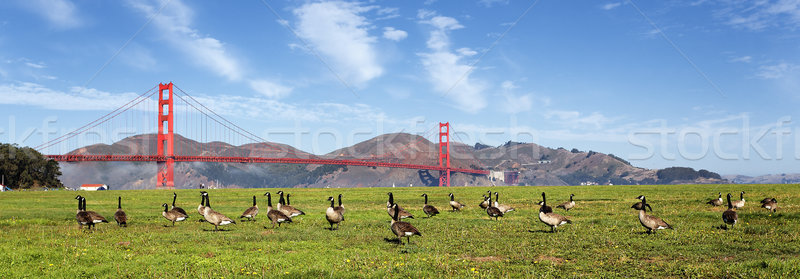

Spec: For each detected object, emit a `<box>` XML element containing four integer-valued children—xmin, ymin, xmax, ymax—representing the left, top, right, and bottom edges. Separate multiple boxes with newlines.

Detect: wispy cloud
<box><xmin>130</xmin><ymin>0</ymin><xmax>243</xmax><ymax>81</ymax></box>
<box><xmin>22</xmin><ymin>0</ymin><xmax>82</xmax><ymax>29</ymax></box>
<box><xmin>383</xmin><ymin>27</ymin><xmax>408</xmax><ymax>41</ymax></box>
<box><xmin>293</xmin><ymin>1</ymin><xmax>383</xmax><ymax>86</ymax></box>
<box><xmin>479</xmin><ymin>0</ymin><xmax>510</xmax><ymax>8</ymax></box>
<box><xmin>602</xmin><ymin>2</ymin><xmax>622</xmax><ymax>10</ymax></box>
<box><xmin>0</xmin><ymin>82</ymin><xmax>141</xmax><ymax>111</ymax></box>
<box><xmin>249</xmin><ymin>79</ymin><xmax>293</xmax><ymax>99</ymax></box>
<box><xmin>756</xmin><ymin>62</ymin><xmax>799</xmax><ymax>79</ymax></box>
<box><xmin>418</xmin><ymin>11</ymin><xmax>487</xmax><ymax>113</ymax></box>
<box><xmin>730</xmin><ymin>55</ymin><xmax>752</xmax><ymax>63</ymax></box>
<box><xmin>25</xmin><ymin>62</ymin><xmax>46</xmax><ymax>69</ymax></box>
<box><xmin>718</xmin><ymin>0</ymin><xmax>800</xmax><ymax>31</ymax></box>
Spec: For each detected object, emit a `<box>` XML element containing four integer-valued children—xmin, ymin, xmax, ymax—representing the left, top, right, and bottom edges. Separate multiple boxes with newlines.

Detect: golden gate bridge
<box><xmin>36</xmin><ymin>83</ymin><xmax>489</xmax><ymax>189</ymax></box>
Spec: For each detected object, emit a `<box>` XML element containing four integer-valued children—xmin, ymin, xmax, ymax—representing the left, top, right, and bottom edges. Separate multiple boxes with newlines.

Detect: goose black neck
<box><xmin>740</xmin><ymin>192</ymin><xmax>744</xmax><ymax>200</ymax></box>
<box><xmin>173</xmin><ymin>193</ymin><xmax>177</xmax><ymax>206</ymax></box>
<box><xmin>279</xmin><ymin>192</ymin><xmax>286</xmax><ymax>205</ymax></box>
<box><xmin>163</xmin><ymin>204</ymin><xmax>169</xmax><ymax>212</ymax></box>
<box><xmin>495</xmin><ymin>192</ymin><xmax>499</xmax><ymax>203</ymax></box>
<box><xmin>205</xmin><ymin>195</ymin><xmax>211</xmax><ymax>208</ymax></box>
<box><xmin>570</xmin><ymin>195</ymin><xmax>573</xmax><ymax>202</ymax></box>
<box><xmin>541</xmin><ymin>192</ymin><xmax>546</xmax><ymax>206</ymax></box>
<box><xmin>252</xmin><ymin>196</ymin><xmax>257</xmax><ymax>206</ymax></box>
<box><xmin>267</xmin><ymin>194</ymin><xmax>273</xmax><ymax>207</ymax></box>
<box><xmin>388</xmin><ymin>193</ymin><xmax>394</xmax><ymax>204</ymax></box>
<box><xmin>287</xmin><ymin>194</ymin><xmax>291</xmax><ymax>206</ymax></box>
<box><xmin>329</xmin><ymin>198</ymin><xmax>335</xmax><ymax>207</ymax></box>
<box><xmin>450</xmin><ymin>194</ymin><xmax>454</xmax><ymax>201</ymax></box>
<box><xmin>81</xmin><ymin>197</ymin><xmax>86</xmax><ymax>211</ymax></box>
<box><xmin>424</xmin><ymin>194</ymin><xmax>428</xmax><ymax>204</ymax></box>
<box><xmin>338</xmin><ymin>194</ymin><xmax>342</xmax><ymax>207</ymax></box>
<box><xmin>641</xmin><ymin>197</ymin><xmax>647</xmax><ymax>211</ymax></box>
<box><xmin>118</xmin><ymin>196</ymin><xmax>122</xmax><ymax>209</ymax></box>
<box><xmin>77</xmin><ymin>198</ymin><xmax>82</xmax><ymax>211</ymax></box>
<box><xmin>727</xmin><ymin>194</ymin><xmax>733</xmax><ymax>209</ymax></box>
<box><xmin>393</xmin><ymin>204</ymin><xmax>399</xmax><ymax>220</ymax></box>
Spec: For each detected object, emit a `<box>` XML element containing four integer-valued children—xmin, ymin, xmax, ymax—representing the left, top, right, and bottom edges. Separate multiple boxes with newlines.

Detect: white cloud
<box><xmin>602</xmin><ymin>2</ymin><xmax>622</xmax><ymax>10</ymax></box>
<box><xmin>479</xmin><ymin>0</ymin><xmax>510</xmax><ymax>7</ymax></box>
<box><xmin>456</xmin><ymin>48</ymin><xmax>478</xmax><ymax>56</ymax></box>
<box><xmin>130</xmin><ymin>0</ymin><xmax>243</xmax><ymax>81</ymax></box>
<box><xmin>719</xmin><ymin>0</ymin><xmax>800</xmax><ymax>30</ymax></box>
<box><xmin>730</xmin><ymin>55</ymin><xmax>753</xmax><ymax>63</ymax></box>
<box><xmin>249</xmin><ymin>79</ymin><xmax>293</xmax><ymax>99</ymax></box>
<box><xmin>419</xmin><ymin>11</ymin><xmax>486</xmax><ymax>113</ymax></box>
<box><xmin>756</xmin><ymin>62</ymin><xmax>799</xmax><ymax>79</ymax></box>
<box><xmin>25</xmin><ymin>62</ymin><xmax>46</xmax><ymax>69</ymax></box>
<box><xmin>293</xmin><ymin>1</ymin><xmax>383</xmax><ymax>86</ymax></box>
<box><xmin>545</xmin><ymin>110</ymin><xmax>615</xmax><ymax>130</ymax></box>
<box><xmin>0</xmin><ymin>82</ymin><xmax>387</xmax><ymax>124</ymax></box>
<box><xmin>0</xmin><ymin>82</ymin><xmax>141</xmax><ymax>111</ymax></box>
<box><xmin>376</xmin><ymin>7</ymin><xmax>400</xmax><ymax>20</ymax></box>
<box><xmin>383</xmin><ymin>27</ymin><xmax>408</xmax><ymax>41</ymax></box>
<box><xmin>23</xmin><ymin>0</ymin><xmax>82</xmax><ymax>29</ymax></box>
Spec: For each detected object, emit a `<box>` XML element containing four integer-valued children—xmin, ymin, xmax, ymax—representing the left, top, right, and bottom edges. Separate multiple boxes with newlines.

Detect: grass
<box><xmin>0</xmin><ymin>184</ymin><xmax>799</xmax><ymax>278</ymax></box>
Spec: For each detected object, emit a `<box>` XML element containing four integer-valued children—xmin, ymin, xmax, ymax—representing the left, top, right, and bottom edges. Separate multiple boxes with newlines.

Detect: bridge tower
<box><xmin>156</xmin><ymin>82</ymin><xmax>175</xmax><ymax>189</ymax></box>
<box><xmin>438</xmin><ymin>122</ymin><xmax>450</xmax><ymax>187</ymax></box>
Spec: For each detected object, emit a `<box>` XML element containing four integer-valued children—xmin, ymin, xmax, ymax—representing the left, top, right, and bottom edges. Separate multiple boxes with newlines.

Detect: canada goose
<box><xmin>386</xmin><ymin>192</ymin><xmax>413</xmax><ymax>219</ymax></box>
<box><xmin>556</xmin><ymin>194</ymin><xmax>576</xmax><ymax>211</ymax></box>
<box><xmin>761</xmin><ymin>198</ymin><xmax>778</xmax><ymax>213</ymax></box>
<box><xmin>240</xmin><ymin>195</ymin><xmax>259</xmax><ymax>221</ymax></box>
<box><xmin>326</xmin><ymin>196</ymin><xmax>344</xmax><ymax>230</ymax></box>
<box><xmin>731</xmin><ymin>191</ymin><xmax>746</xmax><ymax>209</ymax></box>
<box><xmin>478</xmin><ymin>191</ymin><xmax>491</xmax><ymax>209</ymax></box>
<box><xmin>75</xmin><ymin>195</ymin><xmax>92</xmax><ymax>230</ymax></box>
<box><xmin>706</xmin><ymin>192</ymin><xmax>723</xmax><ymax>206</ymax></box>
<box><xmin>162</xmin><ymin>203</ymin><xmax>188</xmax><ymax>226</ymax></box>
<box><xmin>448</xmin><ymin>193</ymin><xmax>465</xmax><ymax>211</ymax></box>
<box><xmin>79</xmin><ymin>196</ymin><xmax>108</xmax><ymax>230</ymax></box>
<box><xmin>722</xmin><ymin>193</ymin><xmax>738</xmax><ymax>229</ymax></box>
<box><xmin>485</xmin><ymin>196</ymin><xmax>504</xmax><ymax>221</ymax></box>
<box><xmin>538</xmin><ymin>192</ymin><xmax>572</xmax><ymax>232</ymax></box>
<box><xmin>264</xmin><ymin>192</ymin><xmax>292</xmax><ymax>228</ymax></box>
<box><xmin>276</xmin><ymin>191</ymin><xmax>305</xmax><ymax>217</ymax></box>
<box><xmin>113</xmin><ymin>196</ymin><xmax>128</xmax><ymax>227</ymax></box>
<box><xmin>202</xmin><ymin>193</ymin><xmax>236</xmax><ymax>231</ymax></box>
<box><xmin>493</xmin><ymin>192</ymin><xmax>515</xmax><ymax>213</ymax></box>
<box><xmin>634</xmin><ymin>196</ymin><xmax>672</xmax><ymax>234</ymax></box>
<box><xmin>421</xmin><ymin>194</ymin><xmax>440</xmax><ymax>218</ymax></box>
<box><xmin>631</xmin><ymin>195</ymin><xmax>651</xmax><ymax>211</ymax></box>
<box><xmin>171</xmin><ymin>192</ymin><xmax>188</xmax><ymax>216</ymax></box>
<box><xmin>390</xmin><ymin>203</ymin><xmax>421</xmax><ymax>245</ymax></box>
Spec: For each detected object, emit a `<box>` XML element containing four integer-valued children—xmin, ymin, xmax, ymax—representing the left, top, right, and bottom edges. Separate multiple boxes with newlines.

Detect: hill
<box><xmin>56</xmin><ymin>133</ymin><xmax>726</xmax><ymax>189</ymax></box>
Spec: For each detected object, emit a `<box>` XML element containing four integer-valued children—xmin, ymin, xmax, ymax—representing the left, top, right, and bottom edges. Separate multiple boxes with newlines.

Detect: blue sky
<box><xmin>0</xmin><ymin>0</ymin><xmax>799</xmax><ymax>176</ymax></box>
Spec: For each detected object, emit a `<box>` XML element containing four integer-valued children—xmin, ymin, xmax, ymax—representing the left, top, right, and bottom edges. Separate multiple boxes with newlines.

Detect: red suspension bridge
<box><xmin>37</xmin><ymin>83</ymin><xmax>489</xmax><ymax>189</ymax></box>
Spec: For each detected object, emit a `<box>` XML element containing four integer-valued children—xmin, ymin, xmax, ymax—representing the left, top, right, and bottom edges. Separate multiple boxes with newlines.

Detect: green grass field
<box><xmin>1</xmin><ymin>184</ymin><xmax>799</xmax><ymax>278</ymax></box>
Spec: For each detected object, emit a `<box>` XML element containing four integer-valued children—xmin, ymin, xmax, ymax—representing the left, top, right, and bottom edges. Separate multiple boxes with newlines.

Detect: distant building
<box><xmin>80</xmin><ymin>184</ymin><xmax>109</xmax><ymax>191</ymax></box>
<box><xmin>489</xmin><ymin>171</ymin><xmax>505</xmax><ymax>182</ymax></box>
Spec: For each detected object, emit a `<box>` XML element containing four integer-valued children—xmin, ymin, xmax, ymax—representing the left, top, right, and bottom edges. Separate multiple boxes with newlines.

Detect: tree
<box><xmin>0</xmin><ymin>143</ymin><xmax>63</xmax><ymax>189</ymax></box>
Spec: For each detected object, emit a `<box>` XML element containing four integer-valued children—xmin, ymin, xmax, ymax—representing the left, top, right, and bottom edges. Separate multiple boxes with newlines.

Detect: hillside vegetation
<box><xmin>0</xmin><ymin>184</ymin><xmax>798</xmax><ymax>277</ymax></box>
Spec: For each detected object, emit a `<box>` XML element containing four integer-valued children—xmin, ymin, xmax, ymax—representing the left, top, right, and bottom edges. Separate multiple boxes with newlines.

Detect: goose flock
<box><xmin>72</xmin><ymin>190</ymin><xmax>780</xmax><ymax>242</ymax></box>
